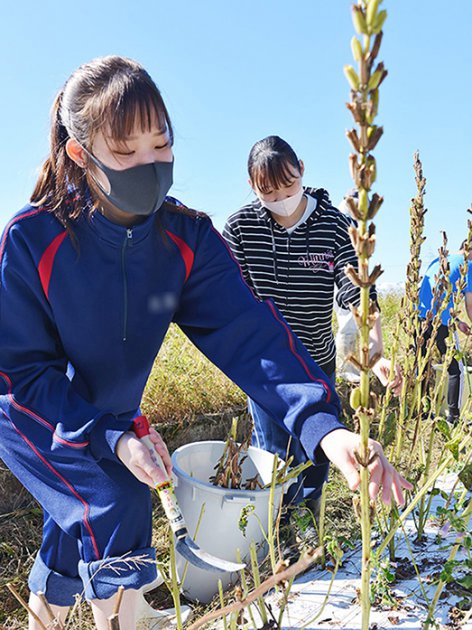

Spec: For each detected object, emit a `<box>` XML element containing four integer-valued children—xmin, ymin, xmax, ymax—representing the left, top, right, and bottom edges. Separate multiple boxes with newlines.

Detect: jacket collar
<box><xmin>85</xmin><ymin>208</ymin><xmax>156</xmax><ymax>247</ymax></box>
<box><xmin>80</xmin><ymin>188</ymin><xmax>171</xmax><ymax>247</ymax></box>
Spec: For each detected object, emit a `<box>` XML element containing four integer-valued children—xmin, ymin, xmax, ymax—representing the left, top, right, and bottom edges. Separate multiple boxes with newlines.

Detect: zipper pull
<box><xmin>127</xmin><ymin>228</ymin><xmax>133</xmax><ymax>245</ymax></box>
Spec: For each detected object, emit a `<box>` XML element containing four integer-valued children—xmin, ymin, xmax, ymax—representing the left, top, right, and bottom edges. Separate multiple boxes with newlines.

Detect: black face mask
<box><xmin>87</xmin><ymin>151</ymin><xmax>174</xmax><ymax>216</ymax></box>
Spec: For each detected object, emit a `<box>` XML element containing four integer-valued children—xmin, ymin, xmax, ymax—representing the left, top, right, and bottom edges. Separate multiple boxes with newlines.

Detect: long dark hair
<box><xmin>31</xmin><ymin>56</ymin><xmax>173</xmax><ymax>228</ymax></box>
<box><xmin>247</xmin><ymin>135</ymin><xmax>301</xmax><ymax>194</ymax></box>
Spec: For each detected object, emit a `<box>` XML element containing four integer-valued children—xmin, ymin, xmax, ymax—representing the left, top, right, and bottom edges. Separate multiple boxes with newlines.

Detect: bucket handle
<box><xmin>223</xmin><ymin>478</ymin><xmax>296</xmax><ymax>502</ymax></box>
<box><xmin>223</xmin><ymin>495</ymin><xmax>256</xmax><ymax>505</ymax></box>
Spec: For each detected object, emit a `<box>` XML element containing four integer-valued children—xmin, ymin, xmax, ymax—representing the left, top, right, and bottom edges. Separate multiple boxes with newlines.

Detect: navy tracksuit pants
<box><xmin>0</xmin><ymin>411</ymin><xmax>157</xmax><ymax>605</ymax></box>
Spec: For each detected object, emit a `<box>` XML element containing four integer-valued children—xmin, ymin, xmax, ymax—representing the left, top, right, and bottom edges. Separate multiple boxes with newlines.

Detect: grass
<box><xmin>141</xmin><ymin>325</ymin><xmax>245</xmax><ymax>425</ymax></box>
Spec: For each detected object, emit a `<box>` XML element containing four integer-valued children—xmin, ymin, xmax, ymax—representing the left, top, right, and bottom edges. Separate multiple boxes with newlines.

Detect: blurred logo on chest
<box><xmin>148</xmin><ymin>291</ymin><xmax>178</xmax><ymax>314</ymax></box>
<box><xmin>297</xmin><ymin>250</ymin><xmax>334</xmax><ymax>273</ymax></box>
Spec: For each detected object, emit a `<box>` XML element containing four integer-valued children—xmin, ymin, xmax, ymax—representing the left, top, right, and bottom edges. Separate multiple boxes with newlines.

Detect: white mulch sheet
<box><xmin>211</xmin><ymin>473</ymin><xmax>471</xmax><ymax>629</ymax></box>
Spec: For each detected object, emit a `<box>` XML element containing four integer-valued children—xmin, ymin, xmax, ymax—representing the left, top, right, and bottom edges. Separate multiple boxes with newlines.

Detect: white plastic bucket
<box><xmin>171</xmin><ymin>440</ymin><xmax>292</xmax><ymax>603</ymax></box>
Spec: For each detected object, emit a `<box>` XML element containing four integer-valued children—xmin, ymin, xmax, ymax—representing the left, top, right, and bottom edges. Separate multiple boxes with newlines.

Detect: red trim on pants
<box><xmin>5</xmin><ymin>415</ymin><xmax>101</xmax><ymax>560</ymax></box>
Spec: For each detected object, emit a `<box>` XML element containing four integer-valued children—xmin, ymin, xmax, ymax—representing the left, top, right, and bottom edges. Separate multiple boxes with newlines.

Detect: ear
<box><xmin>299</xmin><ymin>159</ymin><xmax>305</xmax><ymax>177</ymax></box>
<box><xmin>248</xmin><ymin>177</ymin><xmax>257</xmax><ymax>194</ymax></box>
<box><xmin>66</xmin><ymin>138</ymin><xmax>87</xmax><ymax>168</ymax></box>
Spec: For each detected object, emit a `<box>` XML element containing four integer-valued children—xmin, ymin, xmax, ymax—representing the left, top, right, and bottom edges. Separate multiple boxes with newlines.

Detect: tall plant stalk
<box><xmin>375</xmin><ymin>154</ymin><xmax>428</xmax><ymax>559</ymax></box>
<box><xmin>393</xmin><ymin>152</ymin><xmax>427</xmax><ymax>458</ymax></box>
<box><xmin>343</xmin><ymin>1</ymin><xmax>388</xmax><ymax>628</ymax></box>
<box><xmin>424</xmin><ymin>498</ymin><xmax>472</xmax><ymax>629</ymax></box>
<box><xmin>413</xmin><ymin>220</ymin><xmax>472</xmax><ymax>540</ymax></box>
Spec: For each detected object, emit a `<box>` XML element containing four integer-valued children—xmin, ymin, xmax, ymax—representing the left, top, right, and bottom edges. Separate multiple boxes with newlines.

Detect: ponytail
<box><xmin>31</xmin><ymin>90</ymin><xmax>88</xmax><ymax>227</ymax></box>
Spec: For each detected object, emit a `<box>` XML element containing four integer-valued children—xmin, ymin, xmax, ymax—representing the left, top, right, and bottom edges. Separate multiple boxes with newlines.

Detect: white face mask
<box><xmin>259</xmin><ymin>185</ymin><xmax>304</xmax><ymax>217</ymax></box>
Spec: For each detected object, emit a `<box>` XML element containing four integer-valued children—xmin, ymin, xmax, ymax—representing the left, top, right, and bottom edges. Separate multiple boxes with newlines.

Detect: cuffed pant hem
<box><xmin>28</xmin><ymin>553</ymin><xmax>83</xmax><ymax>607</ymax></box>
<box><xmin>78</xmin><ymin>547</ymin><xmax>157</xmax><ymax>601</ymax></box>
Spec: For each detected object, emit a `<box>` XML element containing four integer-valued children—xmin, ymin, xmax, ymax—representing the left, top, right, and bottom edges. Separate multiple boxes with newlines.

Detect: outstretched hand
<box><xmin>372</xmin><ymin>357</ymin><xmax>403</xmax><ymax>396</ymax></box>
<box><xmin>320</xmin><ymin>428</ymin><xmax>413</xmax><ymax>506</ymax></box>
<box><xmin>116</xmin><ymin>427</ymin><xmax>172</xmax><ymax>488</ymax></box>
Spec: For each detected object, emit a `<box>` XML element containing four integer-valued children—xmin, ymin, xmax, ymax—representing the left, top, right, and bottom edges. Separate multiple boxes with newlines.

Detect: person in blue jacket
<box><xmin>418</xmin><ymin>241</ymin><xmax>472</xmax><ymax>422</ymax></box>
<box><xmin>0</xmin><ymin>56</ymin><xmax>411</xmax><ymax>629</ymax></box>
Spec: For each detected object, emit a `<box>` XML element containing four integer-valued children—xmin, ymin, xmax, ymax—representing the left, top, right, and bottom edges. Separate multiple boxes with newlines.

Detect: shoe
<box><xmin>142</xmin><ymin>572</ymin><xmax>164</xmax><ymax>593</ymax></box>
<box><xmin>280</xmin><ymin>498</ymin><xmax>321</xmax><ymax>556</ymax></box>
<box><xmin>137</xmin><ymin>598</ymin><xmax>191</xmax><ymax>629</ymax></box>
<box><xmin>446</xmin><ymin>412</ymin><xmax>460</xmax><ymax>426</ymax></box>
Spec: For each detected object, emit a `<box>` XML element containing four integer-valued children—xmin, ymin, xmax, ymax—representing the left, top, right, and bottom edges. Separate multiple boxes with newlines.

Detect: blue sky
<box><xmin>1</xmin><ymin>1</ymin><xmax>471</xmax><ymax>284</ymax></box>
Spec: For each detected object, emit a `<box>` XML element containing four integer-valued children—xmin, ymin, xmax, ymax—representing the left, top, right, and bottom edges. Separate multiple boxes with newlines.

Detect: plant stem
<box><xmin>375</xmin><ymin>435</ymin><xmax>471</xmax><ymax>558</ymax></box>
<box><xmin>318</xmin><ymin>481</ymin><xmax>328</xmax><ymax>567</ymax></box>
<box><xmin>236</xmin><ymin>549</ymin><xmax>258</xmax><ymax>630</ymax></box>
<box><xmin>299</xmin><ymin>556</ymin><xmax>342</xmax><ymax>629</ymax></box>
<box><xmin>6</xmin><ymin>584</ymin><xmax>48</xmax><ymax>630</ymax></box>
<box><xmin>359</xmin><ymin>353</ymin><xmax>373</xmax><ymax>629</ymax></box>
<box><xmin>218</xmin><ymin>580</ymin><xmax>228</xmax><ymax>630</ymax></box>
<box><xmin>344</xmin><ymin>3</ymin><xmax>390</xmax><ymax>626</ymax></box>
<box><xmin>186</xmin><ymin>547</ymin><xmax>322</xmax><ymax>630</ymax></box>
<box><xmin>249</xmin><ymin>541</ymin><xmax>268</xmax><ymax>626</ymax></box>
<box><xmin>424</xmin><ymin>498</ymin><xmax>472</xmax><ymax>628</ymax></box>
<box><xmin>267</xmin><ymin>454</ymin><xmax>278</xmax><ymax>574</ymax></box>
<box><xmin>168</xmin><ymin>528</ymin><xmax>183</xmax><ymax>630</ymax></box>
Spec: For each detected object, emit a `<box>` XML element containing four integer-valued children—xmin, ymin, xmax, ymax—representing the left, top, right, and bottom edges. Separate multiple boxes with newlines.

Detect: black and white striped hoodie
<box><xmin>223</xmin><ymin>187</ymin><xmax>376</xmax><ymax>374</ymax></box>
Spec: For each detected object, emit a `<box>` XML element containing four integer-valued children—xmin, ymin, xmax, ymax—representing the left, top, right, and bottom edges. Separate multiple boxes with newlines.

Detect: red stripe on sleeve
<box><xmin>165</xmin><ymin>230</ymin><xmax>194</xmax><ymax>282</ymax></box>
<box><xmin>267</xmin><ymin>301</ymin><xmax>332</xmax><ymax>403</ymax></box>
<box><xmin>38</xmin><ymin>231</ymin><xmax>68</xmax><ymax>300</ymax></box>
<box><xmin>0</xmin><ymin>370</ymin><xmax>55</xmax><ymax>432</ymax></box>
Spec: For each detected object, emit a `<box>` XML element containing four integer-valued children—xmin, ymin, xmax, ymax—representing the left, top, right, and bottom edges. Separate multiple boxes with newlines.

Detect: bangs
<box><xmin>252</xmin><ymin>156</ymin><xmax>300</xmax><ymax>194</ymax></box>
<box><xmin>86</xmin><ymin>76</ymin><xmax>173</xmax><ymax>147</ymax></box>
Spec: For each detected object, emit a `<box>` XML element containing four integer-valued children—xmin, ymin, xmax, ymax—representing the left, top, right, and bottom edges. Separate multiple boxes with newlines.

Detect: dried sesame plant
<box><xmin>344</xmin><ymin>4</ymin><xmax>472</xmax><ymax>626</ymax></box>
<box><xmin>343</xmin><ymin>1</ymin><xmax>388</xmax><ymax>627</ymax></box>
<box><xmin>377</xmin><ymin>153</ymin><xmax>427</xmax><ymax>457</ymax></box>
<box><xmin>209</xmin><ymin>418</ymin><xmax>262</xmax><ymax>490</ymax></box>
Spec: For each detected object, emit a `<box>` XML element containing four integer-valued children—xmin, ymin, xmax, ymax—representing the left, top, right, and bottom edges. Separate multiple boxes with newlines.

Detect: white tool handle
<box><xmin>132</xmin><ymin>416</ymin><xmax>187</xmax><ymax>537</ymax></box>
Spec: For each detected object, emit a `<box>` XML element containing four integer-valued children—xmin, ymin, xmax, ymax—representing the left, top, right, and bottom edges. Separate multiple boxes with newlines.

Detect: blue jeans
<box><xmin>249</xmin><ymin>371</ymin><xmax>336</xmax><ymax>504</ymax></box>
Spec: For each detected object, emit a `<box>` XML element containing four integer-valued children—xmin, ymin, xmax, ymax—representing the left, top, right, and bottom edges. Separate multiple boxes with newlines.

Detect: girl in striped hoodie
<box><xmin>224</xmin><ymin>136</ymin><xmax>402</xmax><ymax>513</ymax></box>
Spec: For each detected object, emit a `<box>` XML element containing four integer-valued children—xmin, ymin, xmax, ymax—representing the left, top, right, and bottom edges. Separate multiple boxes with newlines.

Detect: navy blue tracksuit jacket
<box><xmin>0</xmin><ymin>196</ymin><xmax>342</xmax><ymax>604</ymax></box>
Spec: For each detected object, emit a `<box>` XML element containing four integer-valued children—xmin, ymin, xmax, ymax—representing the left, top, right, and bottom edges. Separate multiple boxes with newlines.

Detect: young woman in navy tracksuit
<box><xmin>0</xmin><ymin>57</ymin><xmax>411</xmax><ymax>629</ymax></box>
